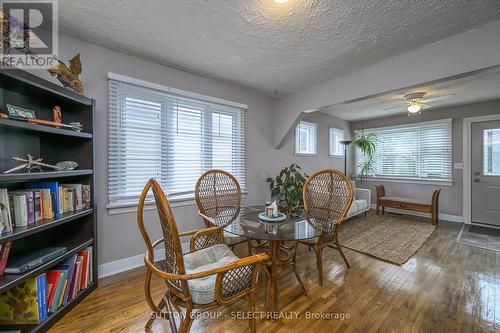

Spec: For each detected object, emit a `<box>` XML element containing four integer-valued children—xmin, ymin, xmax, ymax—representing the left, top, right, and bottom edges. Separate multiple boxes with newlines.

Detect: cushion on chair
<box><xmin>183</xmin><ymin>244</ymin><xmax>242</xmax><ymax>304</ymax></box>
<box><xmin>223</xmin><ymin>230</ymin><xmax>246</xmax><ymax>246</ymax></box>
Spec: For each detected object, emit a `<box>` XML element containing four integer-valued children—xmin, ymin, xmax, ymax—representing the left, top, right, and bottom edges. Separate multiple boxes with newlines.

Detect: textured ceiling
<box><xmin>319</xmin><ymin>66</ymin><xmax>500</xmax><ymax>121</ymax></box>
<box><xmin>59</xmin><ymin>0</ymin><xmax>500</xmax><ymax>96</ymax></box>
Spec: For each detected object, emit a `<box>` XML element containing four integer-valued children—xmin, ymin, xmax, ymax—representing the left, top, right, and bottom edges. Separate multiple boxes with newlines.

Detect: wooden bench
<box><xmin>375</xmin><ymin>185</ymin><xmax>441</xmax><ymax>225</ymax></box>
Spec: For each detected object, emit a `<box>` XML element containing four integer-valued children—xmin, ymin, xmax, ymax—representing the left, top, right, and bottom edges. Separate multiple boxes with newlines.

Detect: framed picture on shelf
<box><xmin>7</xmin><ymin>104</ymin><xmax>37</xmax><ymax>119</ymax></box>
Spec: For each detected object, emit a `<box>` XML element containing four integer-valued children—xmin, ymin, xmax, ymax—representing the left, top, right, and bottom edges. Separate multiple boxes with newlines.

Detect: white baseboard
<box><xmin>369</xmin><ymin>204</ymin><xmax>464</xmax><ymax>223</ymax></box>
<box><xmin>98</xmin><ymin>242</ymin><xmax>189</xmax><ymax>279</ymax></box>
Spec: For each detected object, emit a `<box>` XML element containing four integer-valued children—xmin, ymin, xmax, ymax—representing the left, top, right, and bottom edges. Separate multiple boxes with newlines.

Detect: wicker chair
<box><xmin>138</xmin><ymin>179</ymin><xmax>269</xmax><ymax>333</ymax></box>
<box><xmin>195</xmin><ymin>170</ymin><xmax>246</xmax><ymax>248</ymax></box>
<box><xmin>299</xmin><ymin>170</ymin><xmax>354</xmax><ymax>286</ymax></box>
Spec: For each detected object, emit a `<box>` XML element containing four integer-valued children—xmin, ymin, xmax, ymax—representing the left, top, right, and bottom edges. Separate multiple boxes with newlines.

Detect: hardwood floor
<box><xmin>50</xmin><ymin>212</ymin><xmax>500</xmax><ymax>332</ymax></box>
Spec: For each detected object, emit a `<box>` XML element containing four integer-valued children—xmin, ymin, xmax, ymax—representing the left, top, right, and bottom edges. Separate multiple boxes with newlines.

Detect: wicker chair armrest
<box><xmin>214</xmin><ymin>254</ymin><xmax>262</xmax><ymax>304</ymax></box>
<box><xmin>198</xmin><ymin>211</ymin><xmax>216</xmax><ymax>226</ymax></box>
<box><xmin>190</xmin><ymin>227</ymin><xmax>224</xmax><ymax>252</ymax></box>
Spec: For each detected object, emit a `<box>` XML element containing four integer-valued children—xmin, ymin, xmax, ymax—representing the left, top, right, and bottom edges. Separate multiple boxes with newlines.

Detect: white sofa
<box><xmin>347</xmin><ymin>188</ymin><xmax>371</xmax><ymax>219</ymax></box>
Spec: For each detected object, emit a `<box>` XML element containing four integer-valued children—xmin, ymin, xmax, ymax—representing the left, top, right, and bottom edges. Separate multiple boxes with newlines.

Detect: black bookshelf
<box><xmin>0</xmin><ymin>66</ymin><xmax>97</xmax><ymax>332</ymax></box>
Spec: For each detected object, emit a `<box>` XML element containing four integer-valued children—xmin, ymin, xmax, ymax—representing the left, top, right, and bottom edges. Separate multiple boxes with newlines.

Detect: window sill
<box><xmin>329</xmin><ymin>154</ymin><xmax>345</xmax><ymax>159</ymax></box>
<box><xmin>106</xmin><ymin>192</ymin><xmax>248</xmax><ymax>215</ymax></box>
<box><xmin>356</xmin><ymin>177</ymin><xmax>453</xmax><ymax>186</ymax></box>
<box><xmin>295</xmin><ymin>152</ymin><xmax>317</xmax><ymax>157</ymax></box>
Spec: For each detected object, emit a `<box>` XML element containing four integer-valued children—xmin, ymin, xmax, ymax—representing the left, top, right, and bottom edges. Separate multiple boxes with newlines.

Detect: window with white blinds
<box><xmin>108</xmin><ymin>77</ymin><xmax>247</xmax><ymax>207</ymax></box>
<box><xmin>355</xmin><ymin>119</ymin><xmax>452</xmax><ymax>182</ymax></box>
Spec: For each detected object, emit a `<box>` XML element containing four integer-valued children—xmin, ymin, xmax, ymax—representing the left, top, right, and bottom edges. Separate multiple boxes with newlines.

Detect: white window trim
<box><xmin>295</xmin><ymin>121</ymin><xmax>318</xmax><ymax>156</ymax></box>
<box><xmin>329</xmin><ymin>127</ymin><xmax>346</xmax><ymax>158</ymax></box>
<box><xmin>108</xmin><ymin>192</ymin><xmax>248</xmax><ymax>215</ymax></box>
<box><xmin>354</xmin><ymin>118</ymin><xmax>453</xmax><ymax>184</ymax></box>
<box><xmin>107</xmin><ymin>72</ymin><xmax>248</xmax><ymax>109</ymax></box>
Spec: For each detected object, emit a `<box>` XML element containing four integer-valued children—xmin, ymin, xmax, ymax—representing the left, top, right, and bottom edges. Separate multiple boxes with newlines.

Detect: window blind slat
<box><xmin>355</xmin><ymin>119</ymin><xmax>452</xmax><ymax>181</ymax></box>
<box><xmin>108</xmin><ymin>79</ymin><xmax>247</xmax><ymax>206</ymax></box>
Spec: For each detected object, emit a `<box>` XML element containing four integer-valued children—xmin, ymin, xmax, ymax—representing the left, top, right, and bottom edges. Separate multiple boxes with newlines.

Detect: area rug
<box><xmin>339</xmin><ymin>213</ymin><xmax>436</xmax><ymax>265</ymax></box>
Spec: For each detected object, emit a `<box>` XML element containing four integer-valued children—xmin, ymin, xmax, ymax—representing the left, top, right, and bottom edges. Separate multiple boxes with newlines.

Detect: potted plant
<box><xmin>352</xmin><ymin>131</ymin><xmax>377</xmax><ymax>181</ymax></box>
<box><xmin>266</xmin><ymin>163</ymin><xmax>308</xmax><ymax>216</ymax></box>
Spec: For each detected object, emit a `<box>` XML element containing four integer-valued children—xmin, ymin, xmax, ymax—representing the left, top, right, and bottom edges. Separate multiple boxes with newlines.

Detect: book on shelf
<box><xmin>82</xmin><ymin>185</ymin><xmax>91</xmax><ymax>210</ymax></box>
<box><xmin>0</xmin><ymin>273</ymin><xmax>47</xmax><ymax>324</ymax></box>
<box><xmin>60</xmin><ymin>184</ymin><xmax>83</xmax><ymax>211</ymax></box>
<box><xmin>33</xmin><ymin>189</ymin><xmax>43</xmax><ymax>222</ymax></box>
<box><xmin>0</xmin><ymin>185</ymin><xmax>90</xmax><ymax>230</ymax></box>
<box><xmin>0</xmin><ymin>189</ymin><xmax>13</xmax><ymax>276</ymax></box>
<box><xmin>25</xmin><ymin>182</ymin><xmax>60</xmax><ymax>219</ymax></box>
<box><xmin>12</xmin><ymin>195</ymin><xmax>27</xmax><ymax>227</ymax></box>
<box><xmin>9</xmin><ymin>190</ymin><xmax>35</xmax><ymax>226</ymax></box>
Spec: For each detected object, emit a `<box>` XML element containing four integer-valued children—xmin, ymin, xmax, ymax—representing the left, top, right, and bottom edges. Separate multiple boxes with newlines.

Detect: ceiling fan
<box><xmin>383</xmin><ymin>92</ymin><xmax>456</xmax><ymax>115</ymax></box>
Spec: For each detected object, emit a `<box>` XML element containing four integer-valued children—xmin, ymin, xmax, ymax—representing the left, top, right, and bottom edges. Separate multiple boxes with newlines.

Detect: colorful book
<box><xmin>41</xmin><ymin>189</ymin><xmax>53</xmax><ymax>220</ymax></box>
<box><xmin>58</xmin><ymin>186</ymin><xmax>63</xmax><ymax>216</ymax></box>
<box><xmin>0</xmin><ymin>275</ymin><xmax>46</xmax><ymax>324</ymax></box>
<box><xmin>49</xmin><ymin>270</ymin><xmax>67</xmax><ymax>313</ymax></box>
<box><xmin>61</xmin><ymin>184</ymin><xmax>83</xmax><ymax>211</ymax></box>
<box><xmin>46</xmin><ymin>270</ymin><xmax>61</xmax><ymax>311</ymax></box>
<box><xmin>56</xmin><ymin>255</ymin><xmax>77</xmax><ymax>304</ymax></box>
<box><xmin>10</xmin><ymin>191</ymin><xmax>34</xmax><ymax>226</ymax></box>
<box><xmin>33</xmin><ymin>190</ymin><xmax>43</xmax><ymax>222</ymax></box>
<box><xmin>0</xmin><ymin>203</ymin><xmax>8</xmax><ymax>234</ymax></box>
<box><xmin>74</xmin><ymin>257</ymin><xmax>83</xmax><ymax>297</ymax></box>
<box><xmin>0</xmin><ymin>189</ymin><xmax>13</xmax><ymax>276</ymax></box>
<box><xmin>12</xmin><ymin>195</ymin><xmax>27</xmax><ymax>227</ymax></box>
<box><xmin>82</xmin><ymin>185</ymin><xmax>91</xmax><ymax>210</ymax></box>
<box><xmin>77</xmin><ymin>250</ymin><xmax>90</xmax><ymax>290</ymax></box>
<box><xmin>68</xmin><ymin>258</ymin><xmax>80</xmax><ymax>300</ymax></box>
<box><xmin>64</xmin><ymin>189</ymin><xmax>75</xmax><ymax>213</ymax></box>
<box><xmin>25</xmin><ymin>182</ymin><xmax>60</xmax><ymax>219</ymax></box>
<box><xmin>36</xmin><ymin>273</ymin><xmax>47</xmax><ymax>322</ymax></box>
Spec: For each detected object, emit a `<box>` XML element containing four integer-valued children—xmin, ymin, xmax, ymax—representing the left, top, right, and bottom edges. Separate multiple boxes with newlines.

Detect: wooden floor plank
<box><xmin>50</xmin><ymin>212</ymin><xmax>500</xmax><ymax>332</ymax></box>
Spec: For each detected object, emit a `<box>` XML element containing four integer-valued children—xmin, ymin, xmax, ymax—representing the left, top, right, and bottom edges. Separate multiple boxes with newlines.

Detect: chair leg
<box><xmin>145</xmin><ymin>298</ymin><xmax>165</xmax><ymax>329</ymax></box>
<box><xmin>180</xmin><ymin>304</ymin><xmax>194</xmax><ymax>333</ymax></box>
<box><xmin>292</xmin><ymin>263</ymin><xmax>307</xmax><ymax>295</ymax></box>
<box><xmin>248</xmin><ymin>291</ymin><xmax>256</xmax><ymax>333</ymax></box>
<box><xmin>335</xmin><ymin>233</ymin><xmax>350</xmax><ymax>269</ymax></box>
<box><xmin>315</xmin><ymin>246</ymin><xmax>324</xmax><ymax>286</ymax></box>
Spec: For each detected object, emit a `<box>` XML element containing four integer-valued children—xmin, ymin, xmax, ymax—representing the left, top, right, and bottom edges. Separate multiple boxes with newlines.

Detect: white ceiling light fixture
<box><xmin>406</xmin><ymin>92</ymin><xmax>425</xmax><ymax>114</ymax></box>
<box><xmin>382</xmin><ymin>91</ymin><xmax>456</xmax><ymax>116</ymax></box>
<box><xmin>273</xmin><ymin>0</ymin><xmax>288</xmax><ymax>3</ymax></box>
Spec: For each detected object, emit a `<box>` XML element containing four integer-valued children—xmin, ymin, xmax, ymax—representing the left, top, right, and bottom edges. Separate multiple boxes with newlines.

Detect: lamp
<box><xmin>407</xmin><ymin>103</ymin><xmax>422</xmax><ymax>114</ymax></box>
<box><xmin>339</xmin><ymin>140</ymin><xmax>353</xmax><ymax>175</ymax></box>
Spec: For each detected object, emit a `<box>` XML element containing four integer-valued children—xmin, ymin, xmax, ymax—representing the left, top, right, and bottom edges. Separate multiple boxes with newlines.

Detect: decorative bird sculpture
<box><xmin>48</xmin><ymin>54</ymin><xmax>84</xmax><ymax>95</ymax></box>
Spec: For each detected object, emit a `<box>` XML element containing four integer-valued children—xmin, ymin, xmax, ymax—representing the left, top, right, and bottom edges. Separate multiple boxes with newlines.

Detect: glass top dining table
<box><xmin>222</xmin><ymin>206</ymin><xmax>320</xmax><ymax>241</ymax></box>
<box><xmin>203</xmin><ymin>206</ymin><xmax>319</xmax><ymax>314</ymax></box>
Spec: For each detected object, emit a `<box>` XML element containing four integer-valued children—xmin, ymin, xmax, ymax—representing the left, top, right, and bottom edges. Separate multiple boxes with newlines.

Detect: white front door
<box><xmin>471</xmin><ymin>120</ymin><xmax>500</xmax><ymax>226</ymax></box>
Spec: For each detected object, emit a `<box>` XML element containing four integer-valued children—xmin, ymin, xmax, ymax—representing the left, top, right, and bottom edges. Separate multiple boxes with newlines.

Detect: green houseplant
<box><xmin>352</xmin><ymin>131</ymin><xmax>377</xmax><ymax>181</ymax></box>
<box><xmin>266</xmin><ymin>163</ymin><xmax>308</xmax><ymax>216</ymax></box>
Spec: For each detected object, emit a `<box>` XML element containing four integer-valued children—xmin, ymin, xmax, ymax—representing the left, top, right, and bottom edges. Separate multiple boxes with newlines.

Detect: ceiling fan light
<box><xmin>407</xmin><ymin>104</ymin><xmax>422</xmax><ymax>113</ymax></box>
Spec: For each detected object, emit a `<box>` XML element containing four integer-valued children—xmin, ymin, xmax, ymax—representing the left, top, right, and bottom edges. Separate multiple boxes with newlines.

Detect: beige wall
<box><xmin>351</xmin><ymin>99</ymin><xmax>500</xmax><ymax>217</ymax></box>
